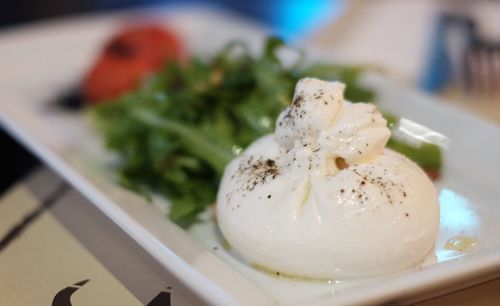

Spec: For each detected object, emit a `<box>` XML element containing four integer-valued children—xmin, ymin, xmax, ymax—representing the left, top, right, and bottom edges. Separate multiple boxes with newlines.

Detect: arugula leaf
<box><xmin>92</xmin><ymin>37</ymin><xmax>442</xmax><ymax>228</ymax></box>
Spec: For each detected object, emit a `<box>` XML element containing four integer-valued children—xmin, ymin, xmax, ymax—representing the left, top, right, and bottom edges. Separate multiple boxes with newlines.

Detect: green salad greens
<box><xmin>93</xmin><ymin>37</ymin><xmax>442</xmax><ymax>228</ymax></box>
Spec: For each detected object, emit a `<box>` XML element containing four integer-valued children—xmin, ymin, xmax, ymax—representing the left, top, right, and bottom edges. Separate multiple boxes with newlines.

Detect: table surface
<box><xmin>0</xmin><ymin>167</ymin><xmax>204</xmax><ymax>306</ymax></box>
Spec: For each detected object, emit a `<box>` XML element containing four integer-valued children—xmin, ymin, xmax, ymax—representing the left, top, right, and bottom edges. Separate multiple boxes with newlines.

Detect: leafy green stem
<box><xmin>131</xmin><ymin>108</ymin><xmax>234</xmax><ymax>174</ymax></box>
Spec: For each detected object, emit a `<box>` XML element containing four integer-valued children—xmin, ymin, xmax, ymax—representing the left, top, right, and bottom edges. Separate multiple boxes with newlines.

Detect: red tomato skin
<box><xmin>83</xmin><ymin>25</ymin><xmax>182</xmax><ymax>103</ymax></box>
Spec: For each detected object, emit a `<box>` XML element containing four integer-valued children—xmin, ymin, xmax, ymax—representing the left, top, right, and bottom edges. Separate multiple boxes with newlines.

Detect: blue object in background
<box><xmin>420</xmin><ymin>16</ymin><xmax>453</xmax><ymax>92</ymax></box>
<box><xmin>419</xmin><ymin>14</ymin><xmax>475</xmax><ymax>93</ymax></box>
<box><xmin>258</xmin><ymin>0</ymin><xmax>345</xmax><ymax>41</ymax></box>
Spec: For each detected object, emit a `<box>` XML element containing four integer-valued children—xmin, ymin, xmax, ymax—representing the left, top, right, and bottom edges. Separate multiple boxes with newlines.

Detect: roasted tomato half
<box><xmin>83</xmin><ymin>25</ymin><xmax>182</xmax><ymax>103</ymax></box>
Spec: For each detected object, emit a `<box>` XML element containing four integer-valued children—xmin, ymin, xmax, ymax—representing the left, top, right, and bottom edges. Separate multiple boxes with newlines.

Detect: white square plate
<box><xmin>1</xmin><ymin>5</ymin><xmax>500</xmax><ymax>305</ymax></box>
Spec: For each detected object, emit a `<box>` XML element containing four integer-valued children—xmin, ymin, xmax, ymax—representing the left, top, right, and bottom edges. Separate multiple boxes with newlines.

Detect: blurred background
<box><xmin>1</xmin><ymin>0</ymin><xmax>499</xmax><ymax>192</ymax></box>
